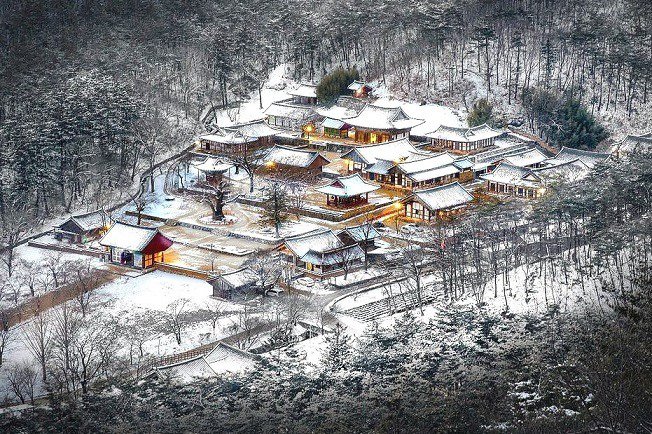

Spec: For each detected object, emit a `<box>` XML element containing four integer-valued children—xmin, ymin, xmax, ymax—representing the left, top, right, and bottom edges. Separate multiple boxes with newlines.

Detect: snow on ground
<box><xmin>0</xmin><ymin>242</ymin><xmax>103</xmax><ymax>310</ymax></box>
<box><xmin>292</xmin><ymin>277</ymin><xmax>333</xmax><ymax>295</ymax></box>
<box><xmin>94</xmin><ymin>270</ymin><xmax>213</xmax><ymax>312</ymax></box>
<box><xmin>231</xmin><ymin>220</ymin><xmax>323</xmax><ymax>243</ymax></box>
<box><xmin>209</xmin><ymin>64</ymin><xmax>293</xmax><ymax>126</ymax></box>
<box><xmin>331</xmin><ymin>267</ymin><xmax>384</xmax><ymax>288</ymax></box>
<box><xmin>0</xmin><ymin>271</ymin><xmax>248</xmax><ymax>402</ymax></box>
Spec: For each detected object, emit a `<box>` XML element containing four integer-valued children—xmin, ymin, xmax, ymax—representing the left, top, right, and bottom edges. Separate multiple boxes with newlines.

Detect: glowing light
<box><xmin>265</xmin><ymin>161</ymin><xmax>275</xmax><ymax>168</ymax></box>
<box><xmin>394</xmin><ymin>202</ymin><xmax>403</xmax><ymax>210</ymax></box>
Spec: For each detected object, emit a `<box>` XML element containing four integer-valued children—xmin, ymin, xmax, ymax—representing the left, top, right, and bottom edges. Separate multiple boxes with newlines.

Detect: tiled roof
<box><xmin>411</xmin><ymin>182</ymin><xmax>473</xmax><ymax>211</ymax></box>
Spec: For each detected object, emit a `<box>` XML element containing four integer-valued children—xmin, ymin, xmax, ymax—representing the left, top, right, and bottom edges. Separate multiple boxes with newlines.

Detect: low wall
<box><xmin>27</xmin><ymin>240</ymin><xmax>106</xmax><ymax>259</ymax></box>
<box><xmin>155</xmin><ymin>262</ymin><xmax>212</xmax><ymax>280</ymax></box>
<box><xmin>236</xmin><ymin>197</ymin><xmax>385</xmax><ymax>223</ymax></box>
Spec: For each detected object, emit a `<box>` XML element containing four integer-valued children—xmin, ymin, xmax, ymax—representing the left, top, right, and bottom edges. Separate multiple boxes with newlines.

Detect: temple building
<box><xmin>543</xmin><ymin>147</ymin><xmax>611</xmax><ymax>169</ymax></box>
<box><xmin>343</xmin><ymin>104</ymin><xmax>424</xmax><ymax>143</ymax></box>
<box><xmin>341</xmin><ymin>138</ymin><xmax>427</xmax><ymax>180</ymax></box>
<box><xmin>347</xmin><ymin>80</ymin><xmax>373</xmax><ymax>98</ymax></box>
<box><xmin>99</xmin><ymin>222</ymin><xmax>173</xmax><ymax>268</ymax></box>
<box><xmin>481</xmin><ymin>162</ymin><xmax>543</xmax><ymax>198</ymax></box>
<box><xmin>198</xmin><ymin>119</ymin><xmax>278</xmax><ymax>154</ymax></box>
<box><xmin>402</xmin><ymin>182</ymin><xmax>474</xmax><ymax>222</ymax></box>
<box><xmin>321</xmin><ymin>117</ymin><xmax>352</xmax><ymax>139</ymax></box>
<box><xmin>193</xmin><ymin>157</ymin><xmax>233</xmax><ymax>186</ymax></box>
<box><xmin>288</xmin><ymin>83</ymin><xmax>318</xmax><ymax>105</ymax></box>
<box><xmin>264</xmin><ymin>101</ymin><xmax>321</xmax><ymax>132</ymax></box>
<box><xmin>262</xmin><ymin>145</ymin><xmax>330</xmax><ymax>179</ymax></box>
<box><xmin>426</xmin><ymin>124</ymin><xmax>503</xmax><ymax>152</ymax></box>
<box><xmin>315</xmin><ymin>173</ymin><xmax>380</xmax><ymax>208</ymax></box>
<box><xmin>342</xmin><ymin>140</ymin><xmax>473</xmax><ymax>189</ymax></box>
<box><xmin>54</xmin><ymin>210</ymin><xmax>111</xmax><ymax>244</ymax></box>
<box><xmin>280</xmin><ymin>229</ymin><xmax>364</xmax><ymax>279</ymax></box>
<box><xmin>207</xmin><ymin>267</ymin><xmax>261</xmax><ymax>299</ymax></box>
<box><xmin>392</xmin><ymin>152</ymin><xmax>475</xmax><ymax>189</ymax></box>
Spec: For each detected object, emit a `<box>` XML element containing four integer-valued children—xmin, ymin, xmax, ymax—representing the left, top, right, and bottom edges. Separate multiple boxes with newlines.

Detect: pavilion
<box><xmin>315</xmin><ymin>173</ymin><xmax>380</xmax><ymax>208</ymax></box>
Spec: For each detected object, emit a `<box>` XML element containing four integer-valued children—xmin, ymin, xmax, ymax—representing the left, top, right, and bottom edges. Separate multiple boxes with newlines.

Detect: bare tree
<box><xmin>286</xmin><ymin>179</ymin><xmax>309</xmax><ymax>219</ymax></box>
<box><xmin>6</xmin><ymin>362</ymin><xmax>38</xmax><ymax>404</ymax></box>
<box><xmin>200</xmin><ymin>181</ymin><xmax>233</xmax><ymax>221</ymax></box>
<box><xmin>69</xmin><ymin>259</ymin><xmax>102</xmax><ymax>317</ymax></box>
<box><xmin>223</xmin><ymin>139</ymin><xmax>267</xmax><ymax>194</ymax></box>
<box><xmin>0</xmin><ymin>312</ymin><xmax>10</xmax><ymax>367</ymax></box>
<box><xmin>205</xmin><ymin>299</ymin><xmax>226</xmax><ymax>331</ymax></box>
<box><xmin>400</xmin><ymin>244</ymin><xmax>430</xmax><ymax>316</ymax></box>
<box><xmin>44</xmin><ymin>252</ymin><xmax>68</xmax><ymax>288</ymax></box>
<box><xmin>228</xmin><ymin>305</ymin><xmax>264</xmax><ymax>351</ymax></box>
<box><xmin>49</xmin><ymin>303</ymin><xmax>120</xmax><ymax>396</ymax></box>
<box><xmin>49</xmin><ymin>301</ymin><xmax>82</xmax><ymax>395</ymax></box>
<box><xmin>17</xmin><ymin>260</ymin><xmax>40</xmax><ymax>297</ymax></box>
<box><xmin>22</xmin><ymin>310</ymin><xmax>53</xmax><ymax>382</ymax></box>
<box><xmin>335</xmin><ymin>245</ymin><xmax>361</xmax><ymax>281</ymax></box>
<box><xmin>164</xmin><ymin>299</ymin><xmax>191</xmax><ymax>345</ymax></box>
<box><xmin>259</xmin><ymin>181</ymin><xmax>291</xmax><ymax>237</ymax></box>
<box><xmin>0</xmin><ymin>199</ymin><xmax>32</xmax><ymax>277</ymax></box>
<box><xmin>131</xmin><ymin>196</ymin><xmax>149</xmax><ymax>225</ymax></box>
<box><xmin>245</xmin><ymin>252</ymin><xmax>283</xmax><ymax>294</ymax></box>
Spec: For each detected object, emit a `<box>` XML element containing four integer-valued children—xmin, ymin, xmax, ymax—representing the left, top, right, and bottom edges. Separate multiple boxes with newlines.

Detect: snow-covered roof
<box><xmin>503</xmin><ymin>148</ymin><xmax>549</xmax><ymax>167</ymax></box>
<box><xmin>284</xmin><ymin>229</ymin><xmax>343</xmax><ymax>258</ymax></box>
<box><xmin>264</xmin><ymin>145</ymin><xmax>330</xmax><ymax>168</ymax></box>
<box><xmin>264</xmin><ymin>101</ymin><xmax>318</xmax><ymax>120</ymax></box>
<box><xmin>545</xmin><ymin>147</ymin><xmax>611</xmax><ymax>169</ymax></box>
<box><xmin>300</xmin><ymin>244</ymin><xmax>364</xmax><ymax>266</ymax></box>
<box><xmin>365</xmin><ymin>159</ymin><xmax>396</xmax><ymax>175</ymax></box>
<box><xmin>533</xmin><ymin>159</ymin><xmax>591</xmax><ymax>183</ymax></box>
<box><xmin>322</xmin><ymin>117</ymin><xmax>348</xmax><ymax>130</ymax></box>
<box><xmin>612</xmin><ymin>133</ymin><xmax>652</xmax><ymax>155</ymax></box>
<box><xmin>210</xmin><ymin>267</ymin><xmax>258</xmax><ymax>290</ymax></box>
<box><xmin>480</xmin><ymin>162</ymin><xmax>540</xmax><ymax>188</ymax></box>
<box><xmin>395</xmin><ymin>152</ymin><xmax>468</xmax><ymax>182</ymax></box>
<box><xmin>471</xmin><ymin>143</ymin><xmax>534</xmax><ymax>171</ymax></box>
<box><xmin>410</xmin><ymin>182</ymin><xmax>474</xmax><ymax>211</ymax></box>
<box><xmin>344</xmin><ymin>104</ymin><xmax>424</xmax><ymax>130</ymax></box>
<box><xmin>194</xmin><ymin>157</ymin><xmax>233</xmax><ymax>173</ymax></box>
<box><xmin>338</xmin><ymin>223</ymin><xmax>381</xmax><ymax>242</ymax></box>
<box><xmin>224</xmin><ymin>119</ymin><xmax>280</xmax><ymax>138</ymax></box>
<box><xmin>408</xmin><ymin>164</ymin><xmax>460</xmax><ymax>182</ymax></box>
<box><xmin>63</xmin><ymin>210</ymin><xmax>110</xmax><ymax>232</ymax></box>
<box><xmin>397</xmin><ymin>152</ymin><xmax>456</xmax><ymax>175</ymax></box>
<box><xmin>153</xmin><ymin>356</ymin><xmax>216</xmax><ymax>383</ymax></box>
<box><xmin>427</xmin><ymin>123</ymin><xmax>502</xmax><ymax>143</ymax></box>
<box><xmin>204</xmin><ymin>343</ymin><xmax>257</xmax><ymax>375</ymax></box>
<box><xmin>341</xmin><ymin>138</ymin><xmax>427</xmax><ymax>165</ymax></box>
<box><xmin>200</xmin><ymin>131</ymin><xmax>251</xmax><ymax>145</ymax></box>
<box><xmin>315</xmin><ymin>173</ymin><xmax>380</xmax><ymax>197</ymax></box>
<box><xmin>288</xmin><ymin>83</ymin><xmax>318</xmax><ymax>99</ymax></box>
<box><xmin>347</xmin><ymin>80</ymin><xmax>371</xmax><ymax>91</ymax></box>
<box><xmin>99</xmin><ymin>222</ymin><xmax>170</xmax><ymax>252</ymax></box>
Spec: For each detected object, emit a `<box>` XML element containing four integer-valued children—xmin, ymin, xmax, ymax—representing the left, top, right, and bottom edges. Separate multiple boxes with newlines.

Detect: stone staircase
<box><xmin>342</xmin><ymin>286</ymin><xmax>441</xmax><ymax>322</ymax></box>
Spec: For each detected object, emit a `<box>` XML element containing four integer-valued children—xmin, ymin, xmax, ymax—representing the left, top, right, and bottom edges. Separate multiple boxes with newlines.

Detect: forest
<box><xmin>1</xmin><ymin>0</ymin><xmax>651</xmax><ymax>224</ymax></box>
<box><xmin>1</xmin><ymin>0</ymin><xmax>651</xmax><ymax>431</ymax></box>
<box><xmin>2</xmin><ymin>148</ymin><xmax>650</xmax><ymax>433</ymax></box>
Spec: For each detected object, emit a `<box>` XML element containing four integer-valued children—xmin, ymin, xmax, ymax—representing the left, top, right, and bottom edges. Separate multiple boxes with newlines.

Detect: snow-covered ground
<box><xmin>207</xmin><ymin>64</ymin><xmax>293</xmax><ymax>126</ymax></box>
<box><xmin>0</xmin><ymin>271</ymin><xmax>250</xmax><ymax>401</ymax></box>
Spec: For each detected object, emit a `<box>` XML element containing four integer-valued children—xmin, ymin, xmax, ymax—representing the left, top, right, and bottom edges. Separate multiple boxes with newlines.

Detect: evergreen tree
<box><xmin>549</xmin><ymin>95</ymin><xmax>609</xmax><ymax>150</ymax></box>
<box><xmin>322</xmin><ymin>323</ymin><xmax>351</xmax><ymax>371</ymax></box>
<box><xmin>467</xmin><ymin>98</ymin><xmax>494</xmax><ymax>127</ymax></box>
<box><xmin>316</xmin><ymin>67</ymin><xmax>360</xmax><ymax>103</ymax></box>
